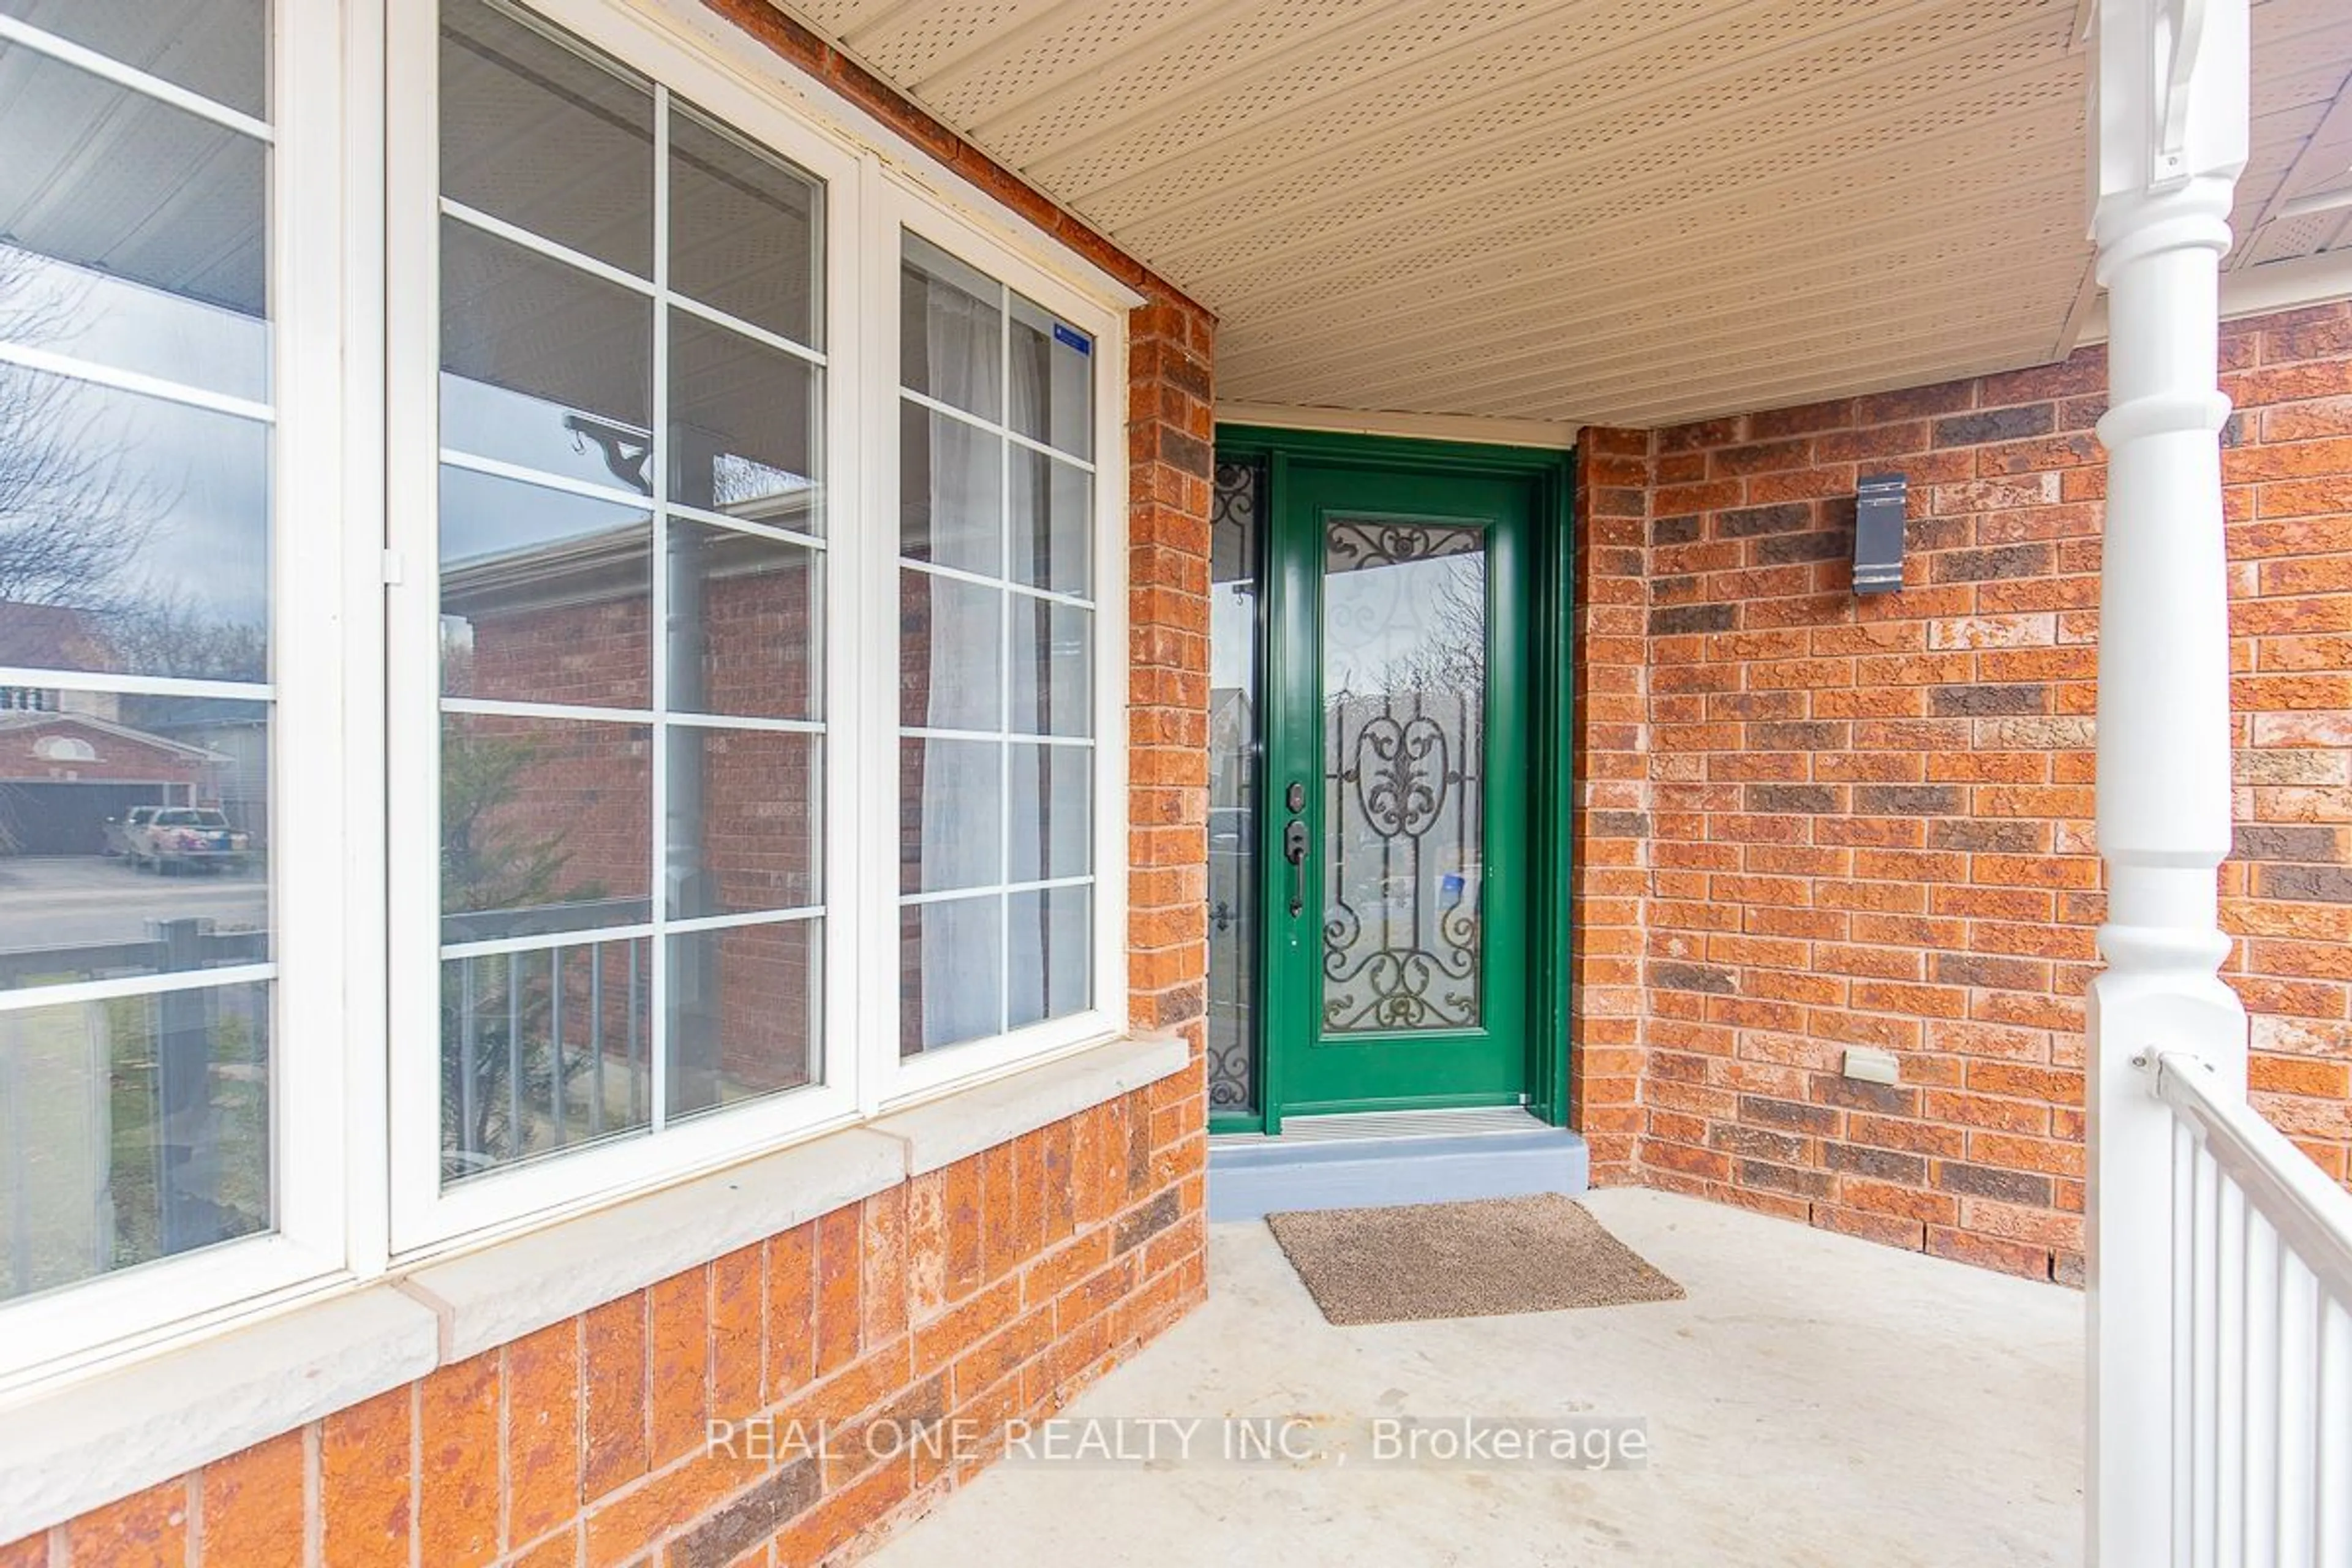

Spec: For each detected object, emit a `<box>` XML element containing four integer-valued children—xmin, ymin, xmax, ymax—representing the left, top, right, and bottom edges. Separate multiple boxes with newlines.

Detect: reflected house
<box><xmin>440</xmin><ymin>499</ymin><xmax>818</xmax><ymax>1105</ymax></box>
<box><xmin>0</xmin><ymin>709</ymin><xmax>223</xmax><ymax>856</ymax></box>
<box><xmin>0</xmin><ymin>605</ymin><xmax>226</xmax><ymax>856</ymax></box>
<box><xmin>0</xmin><ymin>604</ymin><xmax>118</xmax><ymax>721</ymax></box>
<box><xmin>1205</xmin><ymin>685</ymin><xmax>1256</xmax><ymax>1110</ymax></box>
<box><xmin>1205</xmin><ymin>685</ymin><xmax>1253</xmax><ymax>932</ymax></box>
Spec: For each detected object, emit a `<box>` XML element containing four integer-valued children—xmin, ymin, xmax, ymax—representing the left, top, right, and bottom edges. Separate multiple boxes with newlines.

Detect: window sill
<box><xmin>870</xmin><ymin>1030</ymin><xmax>1191</xmax><ymax>1174</ymax></box>
<box><xmin>0</xmin><ymin>1031</ymin><xmax>1191</xmax><ymax>1545</ymax></box>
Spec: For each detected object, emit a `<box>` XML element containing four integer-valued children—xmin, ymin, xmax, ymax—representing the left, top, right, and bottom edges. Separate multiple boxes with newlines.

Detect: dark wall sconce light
<box><xmin>1853</xmin><ymin>472</ymin><xmax>1907</xmax><ymax>595</ymax></box>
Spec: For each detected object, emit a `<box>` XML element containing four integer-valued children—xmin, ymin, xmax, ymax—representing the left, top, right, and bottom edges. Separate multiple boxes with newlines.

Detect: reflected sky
<box><xmin>0</xmin><ymin>244</ymin><xmax>268</xmax><ymax>402</ymax></box>
<box><xmin>0</xmin><ymin>235</ymin><xmax>268</xmax><ymax>652</ymax></box>
<box><xmin>1324</xmin><ymin>551</ymin><xmax>1487</xmax><ymax>696</ymax></box>
<box><xmin>439</xmin><ymin>461</ymin><xmax>649</xmax><ymax>566</ymax></box>
<box><xmin>0</xmin><ymin>361</ymin><xmax>270</xmax><ymax>645</ymax></box>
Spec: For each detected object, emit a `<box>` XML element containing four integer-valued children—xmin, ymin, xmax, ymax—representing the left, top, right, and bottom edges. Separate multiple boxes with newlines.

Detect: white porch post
<box><xmin>2086</xmin><ymin>1</ymin><xmax>2250</xmax><ymax>1562</ymax></box>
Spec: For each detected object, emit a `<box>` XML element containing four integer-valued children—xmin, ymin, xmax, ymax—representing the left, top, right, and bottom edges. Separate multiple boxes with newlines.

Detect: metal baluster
<box><xmin>459</xmin><ymin>959</ymin><xmax>478</xmax><ymax>1166</ymax></box>
<box><xmin>2193</xmin><ymin>1142</ymin><xmax>2220</xmax><ymax>1568</ymax></box>
<box><xmin>2274</xmin><ymin>1250</ymin><xmax>2316</xmax><ymax>1567</ymax></box>
<box><xmin>2174</xmin><ymin>1120</ymin><xmax>2195</xmax><ymax>1566</ymax></box>
<box><xmin>507</xmin><ymin>951</ymin><xmax>522</xmax><ymax>1161</ymax></box>
<box><xmin>4</xmin><ymin>1013</ymin><xmax>26</xmax><ymax>1294</ymax></box>
<box><xmin>2243</xmin><ymin>1208</ymin><xmax>2280</xmax><ymax>1566</ymax></box>
<box><xmin>627</xmin><ymin>940</ymin><xmax>644</xmax><ymax>1125</ymax></box>
<box><xmin>548</xmin><ymin>947</ymin><xmax>565</xmax><ymax>1150</ymax></box>
<box><xmin>94</xmin><ymin>1001</ymin><xmax>117</xmax><ymax>1273</ymax></box>
<box><xmin>2217</xmin><ymin>1179</ymin><xmax>2247</xmax><ymax>1561</ymax></box>
<box><xmin>589</xmin><ymin>943</ymin><xmax>605</xmax><ymax>1138</ymax></box>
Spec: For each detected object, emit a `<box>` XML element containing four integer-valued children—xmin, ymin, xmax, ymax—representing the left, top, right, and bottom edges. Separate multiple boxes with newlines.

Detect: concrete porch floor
<box><xmin>865</xmin><ymin>1188</ymin><xmax>2084</xmax><ymax>1567</ymax></box>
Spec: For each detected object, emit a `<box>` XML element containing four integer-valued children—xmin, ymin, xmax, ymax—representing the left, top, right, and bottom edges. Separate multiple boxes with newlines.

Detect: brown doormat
<box><xmin>1266</xmin><ymin>1193</ymin><xmax>1686</xmax><ymax>1327</ymax></box>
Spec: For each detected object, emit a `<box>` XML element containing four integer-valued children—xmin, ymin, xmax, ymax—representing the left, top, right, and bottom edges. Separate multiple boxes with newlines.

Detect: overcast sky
<box><xmin>4</xmin><ymin>243</ymin><xmax>268</xmax><ymax>629</ymax></box>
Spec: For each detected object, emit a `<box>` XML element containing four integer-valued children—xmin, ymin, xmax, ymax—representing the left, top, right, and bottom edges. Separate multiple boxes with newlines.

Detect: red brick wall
<box><xmin>1575</xmin><ymin>301</ymin><xmax>2352</xmax><ymax>1283</ymax></box>
<box><xmin>0</xmin><ymin>4</ymin><xmax>1215</xmax><ymax>1562</ymax></box>
<box><xmin>1568</xmin><ymin>433</ymin><xmax>1651</xmax><ymax>1181</ymax></box>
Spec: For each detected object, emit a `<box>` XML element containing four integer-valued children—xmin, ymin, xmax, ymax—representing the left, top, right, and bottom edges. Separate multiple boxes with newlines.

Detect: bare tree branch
<box><xmin>0</xmin><ymin>246</ymin><xmax>165</xmax><ymax>620</ymax></box>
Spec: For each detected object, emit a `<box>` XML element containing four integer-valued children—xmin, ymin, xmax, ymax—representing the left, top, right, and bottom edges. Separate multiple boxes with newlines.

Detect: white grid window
<box><xmin>0</xmin><ymin>0</ymin><xmax>278</xmax><ymax>1300</ymax></box>
<box><xmin>431</xmin><ymin>0</ymin><xmax>831</xmax><ymax>1184</ymax></box>
<box><xmin>392</xmin><ymin>0</ymin><xmax>1126</xmax><ymax>1248</ymax></box>
<box><xmin>0</xmin><ymin>0</ymin><xmax>354</xmax><ymax>1385</ymax></box>
<box><xmin>897</xmin><ymin>234</ymin><xmax>1098</xmax><ymax>1055</ymax></box>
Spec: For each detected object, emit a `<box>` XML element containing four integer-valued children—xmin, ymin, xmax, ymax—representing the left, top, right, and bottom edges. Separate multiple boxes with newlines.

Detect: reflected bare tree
<box><xmin>0</xmin><ymin>248</ymin><xmax>160</xmax><ymax>624</ymax></box>
<box><xmin>1334</xmin><ymin>555</ymin><xmax>1488</xmax><ymax>704</ymax></box>
<box><xmin>104</xmin><ymin>594</ymin><xmax>268</xmax><ymax>685</ymax></box>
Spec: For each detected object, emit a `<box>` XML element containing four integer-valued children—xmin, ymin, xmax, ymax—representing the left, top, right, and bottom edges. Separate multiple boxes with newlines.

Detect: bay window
<box><xmin>0</xmin><ymin>0</ymin><xmax>1130</xmax><ymax>1382</ymax></box>
<box><xmin>388</xmin><ymin>4</ymin><xmax>1127</xmax><ymax>1248</ymax></box>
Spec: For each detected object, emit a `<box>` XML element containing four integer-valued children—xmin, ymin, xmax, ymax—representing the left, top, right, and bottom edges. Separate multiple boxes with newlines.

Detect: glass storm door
<box><xmin>1265</xmin><ymin>463</ymin><xmax>1532</xmax><ymax>1119</ymax></box>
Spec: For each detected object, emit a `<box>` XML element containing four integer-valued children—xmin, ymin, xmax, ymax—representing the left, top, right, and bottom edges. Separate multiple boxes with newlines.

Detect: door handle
<box><xmin>1283</xmin><ymin>818</ymin><xmax>1309</xmax><ymax>918</ymax></box>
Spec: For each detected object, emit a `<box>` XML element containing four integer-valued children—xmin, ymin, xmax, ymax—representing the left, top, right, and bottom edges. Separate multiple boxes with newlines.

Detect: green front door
<box><xmin>1264</xmin><ymin>459</ymin><xmax>1534</xmax><ymax>1118</ymax></box>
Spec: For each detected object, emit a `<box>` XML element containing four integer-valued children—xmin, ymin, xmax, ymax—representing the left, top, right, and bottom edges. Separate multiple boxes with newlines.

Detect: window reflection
<box><xmin>440</xmin><ymin>220</ymin><xmax>654</xmax><ymax>494</ymax></box>
<box><xmin>439</xmin><ymin>0</ymin><xmax>653</xmax><ymax>276</ymax></box>
<box><xmin>434</xmin><ymin>0</ymin><xmax>830</xmax><ymax>1181</ymax></box>
<box><xmin>439</xmin><ymin>712</ymin><xmax>652</xmax><ymax>944</ymax></box>
<box><xmin>0</xmin><ymin>0</ymin><xmax>271</xmax><ymax>119</ymax></box>
<box><xmin>0</xmin><ymin>3</ymin><xmax>276</xmax><ymax>1304</ymax></box>
<box><xmin>0</xmin><ymin>371</ymin><xmax>270</xmax><ymax>683</ymax></box>
<box><xmin>0</xmin><ymin>44</ymin><xmax>268</xmax><ymax>396</ymax></box>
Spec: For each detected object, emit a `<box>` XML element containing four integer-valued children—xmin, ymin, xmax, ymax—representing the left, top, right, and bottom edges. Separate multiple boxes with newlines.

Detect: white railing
<box><xmin>2143</xmin><ymin>1049</ymin><xmax>2352</xmax><ymax>1567</ymax></box>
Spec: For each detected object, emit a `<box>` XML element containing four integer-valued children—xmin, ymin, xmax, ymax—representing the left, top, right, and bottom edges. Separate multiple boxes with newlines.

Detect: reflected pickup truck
<box><xmin>124</xmin><ymin>807</ymin><xmax>252</xmax><ymax>875</ymax></box>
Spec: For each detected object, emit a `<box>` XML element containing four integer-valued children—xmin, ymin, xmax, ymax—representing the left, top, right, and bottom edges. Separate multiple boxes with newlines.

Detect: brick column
<box><xmin>1570</xmin><ymin>427</ymin><xmax>1654</xmax><ymax>1181</ymax></box>
<box><xmin>1125</xmin><ymin>301</ymin><xmax>1216</xmax><ymax>1203</ymax></box>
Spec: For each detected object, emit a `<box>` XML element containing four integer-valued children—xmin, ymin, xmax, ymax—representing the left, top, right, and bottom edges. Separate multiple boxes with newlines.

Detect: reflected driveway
<box><xmin>0</xmin><ymin>856</ymin><xmax>267</xmax><ymax>955</ymax></box>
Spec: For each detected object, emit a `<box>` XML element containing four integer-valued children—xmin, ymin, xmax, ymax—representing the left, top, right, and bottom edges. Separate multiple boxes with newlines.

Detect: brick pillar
<box><xmin>1126</xmin><ymin>299</ymin><xmax>1215</xmax><ymax>1072</ymax></box>
<box><xmin>1570</xmin><ymin>427</ymin><xmax>1653</xmax><ymax>1181</ymax></box>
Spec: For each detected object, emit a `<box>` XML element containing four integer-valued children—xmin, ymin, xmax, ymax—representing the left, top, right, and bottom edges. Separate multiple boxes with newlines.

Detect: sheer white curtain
<box><xmin>915</xmin><ymin>270</ymin><xmax>1003</xmax><ymax>1047</ymax></box>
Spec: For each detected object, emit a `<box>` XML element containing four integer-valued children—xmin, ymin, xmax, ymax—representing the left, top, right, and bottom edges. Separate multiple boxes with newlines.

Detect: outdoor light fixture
<box><xmin>1853</xmin><ymin>472</ymin><xmax>1907</xmax><ymax>595</ymax></box>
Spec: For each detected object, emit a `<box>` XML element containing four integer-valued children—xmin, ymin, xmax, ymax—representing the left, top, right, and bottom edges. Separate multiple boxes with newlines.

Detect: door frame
<box><xmin>1210</xmin><ymin>425</ymin><xmax>1577</xmax><ymax>1136</ymax></box>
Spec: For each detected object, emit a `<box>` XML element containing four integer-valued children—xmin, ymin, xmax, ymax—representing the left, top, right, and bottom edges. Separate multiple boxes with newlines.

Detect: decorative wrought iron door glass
<box><xmin>1319</xmin><ymin>518</ymin><xmax>1487</xmax><ymax>1035</ymax></box>
<box><xmin>1207</xmin><ymin>461</ymin><xmax>1265</xmax><ymax>1113</ymax></box>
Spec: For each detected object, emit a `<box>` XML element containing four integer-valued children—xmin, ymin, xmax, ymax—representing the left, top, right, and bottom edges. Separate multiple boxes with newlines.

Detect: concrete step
<box><xmin>1207</xmin><ymin>1109</ymin><xmax>1589</xmax><ymax>1221</ymax></box>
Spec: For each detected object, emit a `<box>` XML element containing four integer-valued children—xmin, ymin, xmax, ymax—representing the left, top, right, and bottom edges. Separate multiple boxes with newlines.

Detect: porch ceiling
<box><xmin>770</xmin><ymin>0</ymin><xmax>2352</xmax><ymax>428</ymax></box>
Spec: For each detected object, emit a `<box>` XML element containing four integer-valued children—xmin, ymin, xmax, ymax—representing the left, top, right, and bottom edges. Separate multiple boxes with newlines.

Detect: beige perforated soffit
<box><xmin>766</xmin><ymin>0</ymin><xmax>2351</xmax><ymax>427</ymax></box>
<box><xmin>2233</xmin><ymin>20</ymin><xmax>2352</xmax><ymax>271</ymax></box>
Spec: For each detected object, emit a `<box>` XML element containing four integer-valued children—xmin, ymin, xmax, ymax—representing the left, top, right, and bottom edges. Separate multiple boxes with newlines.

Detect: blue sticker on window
<box><xmin>1052</xmin><ymin>322</ymin><xmax>1091</xmax><ymax>356</ymax></box>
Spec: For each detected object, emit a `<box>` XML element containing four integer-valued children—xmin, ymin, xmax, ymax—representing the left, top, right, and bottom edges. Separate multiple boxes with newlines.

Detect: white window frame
<box><xmin>385</xmin><ymin>0</ymin><xmax>869</xmax><ymax>1253</ymax></box>
<box><xmin>0</xmin><ymin>0</ymin><xmax>367</xmax><ymax>1389</ymax></box>
<box><xmin>866</xmin><ymin>179</ymin><xmax>1130</xmax><ymax>1106</ymax></box>
<box><xmin>386</xmin><ymin>0</ymin><xmax>1131</xmax><ymax>1256</ymax></box>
